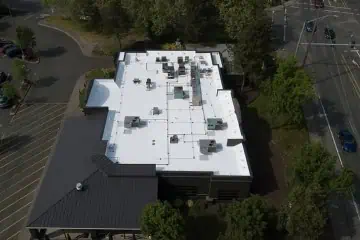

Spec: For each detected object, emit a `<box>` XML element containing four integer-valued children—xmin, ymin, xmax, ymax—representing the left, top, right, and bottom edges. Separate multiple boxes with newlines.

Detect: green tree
<box><xmin>278</xmin><ymin>184</ymin><xmax>328</xmax><ymax>239</ymax></box>
<box><xmin>291</xmin><ymin>143</ymin><xmax>354</xmax><ymax>196</ymax></box>
<box><xmin>16</xmin><ymin>26</ymin><xmax>36</xmax><ymax>50</ymax></box>
<box><xmin>11</xmin><ymin>59</ymin><xmax>29</xmax><ymax>82</ymax></box>
<box><xmin>141</xmin><ymin>201</ymin><xmax>185</xmax><ymax>240</ymax></box>
<box><xmin>70</xmin><ymin>0</ymin><xmax>101</xmax><ymax>30</ymax></box>
<box><xmin>1</xmin><ymin>82</ymin><xmax>18</xmax><ymax>100</ymax></box>
<box><xmin>263</xmin><ymin>56</ymin><xmax>314</xmax><ymax>125</ymax></box>
<box><xmin>216</xmin><ymin>0</ymin><xmax>271</xmax><ymax>86</ymax></box>
<box><xmin>99</xmin><ymin>0</ymin><xmax>131</xmax><ymax>48</ymax></box>
<box><xmin>219</xmin><ymin>195</ymin><xmax>276</xmax><ymax>240</ymax></box>
<box><xmin>121</xmin><ymin>0</ymin><xmax>152</xmax><ymax>34</ymax></box>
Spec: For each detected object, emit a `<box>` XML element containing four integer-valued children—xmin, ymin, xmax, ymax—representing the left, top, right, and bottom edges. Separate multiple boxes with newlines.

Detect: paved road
<box><xmin>271</xmin><ymin>1</ymin><xmax>360</xmax><ymax>239</ymax></box>
<box><xmin>0</xmin><ymin>4</ymin><xmax>113</xmax><ymax>240</ymax></box>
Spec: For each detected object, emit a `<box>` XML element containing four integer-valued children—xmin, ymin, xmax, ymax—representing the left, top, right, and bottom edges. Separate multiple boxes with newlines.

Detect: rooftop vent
<box><xmin>156</xmin><ymin>57</ymin><xmax>161</xmax><ymax>62</ymax></box>
<box><xmin>162</xmin><ymin>63</ymin><xmax>169</xmax><ymax>73</ymax></box>
<box><xmin>133</xmin><ymin>78</ymin><xmax>141</xmax><ymax>84</ymax></box>
<box><xmin>161</xmin><ymin>56</ymin><xmax>167</xmax><ymax>62</ymax></box>
<box><xmin>146</xmin><ymin>78</ymin><xmax>152</xmax><ymax>90</ymax></box>
<box><xmin>168</xmin><ymin>66</ymin><xmax>175</xmax><ymax>79</ymax></box>
<box><xmin>124</xmin><ymin>116</ymin><xmax>141</xmax><ymax>128</ymax></box>
<box><xmin>152</xmin><ymin>107</ymin><xmax>161</xmax><ymax>115</ymax></box>
<box><xmin>207</xmin><ymin>118</ymin><xmax>224</xmax><ymax>130</ymax></box>
<box><xmin>170</xmin><ymin>135</ymin><xmax>179</xmax><ymax>144</ymax></box>
<box><xmin>185</xmin><ymin>56</ymin><xmax>190</xmax><ymax>63</ymax></box>
<box><xmin>177</xmin><ymin>56</ymin><xmax>184</xmax><ymax>64</ymax></box>
<box><xmin>178</xmin><ymin>64</ymin><xmax>186</xmax><ymax>76</ymax></box>
<box><xmin>76</xmin><ymin>182</ymin><xmax>83</xmax><ymax>191</ymax></box>
<box><xmin>199</xmin><ymin>139</ymin><xmax>217</xmax><ymax>155</ymax></box>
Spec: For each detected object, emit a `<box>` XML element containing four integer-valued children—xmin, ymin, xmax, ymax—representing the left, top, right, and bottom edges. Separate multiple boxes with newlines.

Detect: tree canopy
<box><xmin>219</xmin><ymin>195</ymin><xmax>276</xmax><ymax>240</ymax></box>
<box><xmin>1</xmin><ymin>82</ymin><xmax>18</xmax><ymax>100</ymax></box>
<box><xmin>16</xmin><ymin>26</ymin><xmax>36</xmax><ymax>49</ymax></box>
<box><xmin>141</xmin><ymin>201</ymin><xmax>185</xmax><ymax>240</ymax></box>
<box><xmin>278</xmin><ymin>184</ymin><xmax>328</xmax><ymax>240</ymax></box>
<box><xmin>290</xmin><ymin>143</ymin><xmax>354</xmax><ymax>196</ymax></box>
<box><xmin>263</xmin><ymin>56</ymin><xmax>314</xmax><ymax>125</ymax></box>
<box><xmin>11</xmin><ymin>59</ymin><xmax>29</xmax><ymax>82</ymax></box>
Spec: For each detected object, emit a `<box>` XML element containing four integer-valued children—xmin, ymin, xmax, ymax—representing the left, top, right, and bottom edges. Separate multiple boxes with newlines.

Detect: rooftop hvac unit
<box><xmin>133</xmin><ymin>78</ymin><xmax>141</xmax><ymax>84</ymax></box>
<box><xmin>177</xmin><ymin>56</ymin><xmax>184</xmax><ymax>64</ymax></box>
<box><xmin>207</xmin><ymin>118</ymin><xmax>224</xmax><ymax>130</ymax></box>
<box><xmin>152</xmin><ymin>107</ymin><xmax>161</xmax><ymax>115</ymax></box>
<box><xmin>161</xmin><ymin>56</ymin><xmax>167</xmax><ymax>62</ymax></box>
<box><xmin>162</xmin><ymin>63</ymin><xmax>169</xmax><ymax>73</ymax></box>
<box><xmin>156</xmin><ymin>57</ymin><xmax>161</xmax><ymax>62</ymax></box>
<box><xmin>124</xmin><ymin>116</ymin><xmax>141</xmax><ymax>128</ymax></box>
<box><xmin>146</xmin><ymin>78</ymin><xmax>152</xmax><ymax>90</ymax></box>
<box><xmin>185</xmin><ymin>56</ymin><xmax>190</xmax><ymax>63</ymax></box>
<box><xmin>199</xmin><ymin>139</ymin><xmax>217</xmax><ymax>155</ymax></box>
<box><xmin>170</xmin><ymin>135</ymin><xmax>179</xmax><ymax>144</ymax></box>
<box><xmin>174</xmin><ymin>86</ymin><xmax>185</xmax><ymax>99</ymax></box>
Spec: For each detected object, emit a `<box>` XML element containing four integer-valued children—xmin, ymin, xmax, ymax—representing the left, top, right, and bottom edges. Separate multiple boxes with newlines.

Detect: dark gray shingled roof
<box><xmin>27</xmin><ymin>108</ymin><xmax>158</xmax><ymax>229</ymax></box>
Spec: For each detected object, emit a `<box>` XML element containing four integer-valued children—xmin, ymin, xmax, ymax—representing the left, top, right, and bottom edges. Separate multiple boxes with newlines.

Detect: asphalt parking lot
<box><xmin>0</xmin><ymin>103</ymin><xmax>66</xmax><ymax>240</ymax></box>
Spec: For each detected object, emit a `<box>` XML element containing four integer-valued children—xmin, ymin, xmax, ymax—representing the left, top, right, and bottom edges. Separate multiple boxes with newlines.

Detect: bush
<box><xmin>2</xmin><ymin>82</ymin><xmax>18</xmax><ymax>100</ymax></box>
<box><xmin>85</xmin><ymin>68</ymin><xmax>115</xmax><ymax>82</ymax></box>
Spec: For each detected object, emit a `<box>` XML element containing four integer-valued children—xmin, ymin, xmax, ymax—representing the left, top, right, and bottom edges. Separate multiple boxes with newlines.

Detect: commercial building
<box><xmin>26</xmin><ymin>50</ymin><xmax>252</xmax><ymax>239</ymax></box>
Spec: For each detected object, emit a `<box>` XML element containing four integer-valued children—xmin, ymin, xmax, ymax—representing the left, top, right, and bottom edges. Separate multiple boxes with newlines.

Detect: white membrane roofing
<box><xmin>86</xmin><ymin>51</ymin><xmax>250</xmax><ymax>176</ymax></box>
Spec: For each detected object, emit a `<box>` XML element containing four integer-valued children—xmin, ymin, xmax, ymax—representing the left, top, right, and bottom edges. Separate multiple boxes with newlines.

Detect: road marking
<box><xmin>293</xmin><ymin>1</ymin><xmax>351</xmax><ymax>9</ymax></box>
<box><xmin>288</xmin><ymin>5</ymin><xmax>360</xmax><ymax>15</ymax></box>
<box><xmin>0</xmin><ymin>216</ymin><xmax>26</xmax><ymax>235</ymax></box>
<box><xmin>327</xmin><ymin>0</ymin><xmax>332</xmax><ymax>7</ymax></box>
<box><xmin>301</xmin><ymin>43</ymin><xmax>360</xmax><ymax>221</ymax></box>
<box><xmin>11</xmin><ymin>103</ymin><xmax>53</xmax><ymax>121</ymax></box>
<box><xmin>0</xmin><ymin>166</ymin><xmax>44</xmax><ymax>195</ymax></box>
<box><xmin>0</xmin><ymin>135</ymin><xmax>56</xmax><ymax>169</ymax></box>
<box><xmin>0</xmin><ymin>202</ymin><xmax>31</xmax><ymax>225</ymax></box>
<box><xmin>0</xmin><ymin>178</ymin><xmax>39</xmax><ymax>206</ymax></box>
<box><xmin>5</xmin><ymin>231</ymin><xmax>20</xmax><ymax>240</ymax></box>
<box><xmin>23</xmin><ymin>14</ymin><xmax>34</xmax><ymax>20</ymax></box>
<box><xmin>0</xmin><ymin>189</ymin><xmax>35</xmax><ymax>214</ymax></box>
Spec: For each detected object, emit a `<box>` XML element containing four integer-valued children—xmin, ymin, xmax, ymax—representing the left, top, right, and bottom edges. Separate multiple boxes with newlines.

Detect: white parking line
<box><xmin>0</xmin><ymin>202</ymin><xmax>31</xmax><ymax>225</ymax></box>
<box><xmin>0</xmin><ymin>178</ymin><xmax>39</xmax><ymax>206</ymax></box>
<box><xmin>24</xmin><ymin>14</ymin><xmax>34</xmax><ymax>20</ymax></box>
<box><xmin>0</xmin><ymin>189</ymin><xmax>35</xmax><ymax>214</ymax></box>
<box><xmin>0</xmin><ymin>126</ymin><xmax>59</xmax><ymax>162</ymax></box>
<box><xmin>0</xmin><ymin>166</ymin><xmax>44</xmax><ymax>195</ymax></box>
<box><xmin>0</xmin><ymin>151</ymin><xmax>50</xmax><ymax>178</ymax></box>
<box><xmin>327</xmin><ymin>0</ymin><xmax>332</xmax><ymax>7</ymax></box>
<box><xmin>11</xmin><ymin>103</ymin><xmax>54</xmax><ymax>122</ymax></box>
<box><xmin>5</xmin><ymin>230</ymin><xmax>20</xmax><ymax>240</ymax></box>
<box><xmin>0</xmin><ymin>135</ymin><xmax>56</xmax><ymax>169</ymax></box>
<box><xmin>0</xmin><ymin>157</ymin><xmax>46</xmax><ymax>186</ymax></box>
<box><xmin>0</xmin><ymin>216</ymin><xmax>26</xmax><ymax>235</ymax></box>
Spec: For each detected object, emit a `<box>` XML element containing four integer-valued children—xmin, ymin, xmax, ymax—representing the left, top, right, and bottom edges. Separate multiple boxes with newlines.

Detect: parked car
<box><xmin>305</xmin><ymin>21</ymin><xmax>317</xmax><ymax>33</ymax></box>
<box><xmin>338</xmin><ymin>130</ymin><xmax>357</xmax><ymax>152</ymax></box>
<box><xmin>0</xmin><ymin>71</ymin><xmax>10</xmax><ymax>85</ymax></box>
<box><xmin>324</xmin><ymin>27</ymin><xmax>336</xmax><ymax>40</ymax></box>
<box><xmin>6</xmin><ymin>48</ymin><xmax>22</xmax><ymax>58</ymax></box>
<box><xmin>0</xmin><ymin>44</ymin><xmax>15</xmax><ymax>54</ymax></box>
<box><xmin>0</xmin><ymin>89</ymin><xmax>11</xmax><ymax>108</ymax></box>
<box><xmin>313</xmin><ymin>0</ymin><xmax>324</xmax><ymax>8</ymax></box>
<box><xmin>0</xmin><ymin>40</ymin><xmax>13</xmax><ymax>48</ymax></box>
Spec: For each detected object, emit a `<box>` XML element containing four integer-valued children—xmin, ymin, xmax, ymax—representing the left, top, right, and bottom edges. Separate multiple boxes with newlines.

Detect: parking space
<box><xmin>0</xmin><ymin>103</ymin><xmax>66</xmax><ymax>240</ymax></box>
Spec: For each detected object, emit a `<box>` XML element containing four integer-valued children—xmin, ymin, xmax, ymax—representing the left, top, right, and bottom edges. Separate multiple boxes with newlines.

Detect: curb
<box><xmin>38</xmin><ymin>21</ymin><xmax>93</xmax><ymax>58</ymax></box>
<box><xmin>266</xmin><ymin>0</ymin><xmax>297</xmax><ymax>11</ymax></box>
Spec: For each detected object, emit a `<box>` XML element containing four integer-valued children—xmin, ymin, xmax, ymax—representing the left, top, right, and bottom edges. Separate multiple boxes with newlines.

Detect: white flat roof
<box><xmin>86</xmin><ymin>51</ymin><xmax>250</xmax><ymax>176</ymax></box>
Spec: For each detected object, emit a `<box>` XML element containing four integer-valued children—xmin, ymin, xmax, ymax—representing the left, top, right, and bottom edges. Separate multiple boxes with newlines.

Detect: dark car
<box><xmin>0</xmin><ymin>89</ymin><xmax>10</xmax><ymax>108</ymax></box>
<box><xmin>6</xmin><ymin>48</ymin><xmax>22</xmax><ymax>58</ymax></box>
<box><xmin>0</xmin><ymin>40</ymin><xmax>13</xmax><ymax>48</ymax></box>
<box><xmin>324</xmin><ymin>28</ymin><xmax>336</xmax><ymax>40</ymax></box>
<box><xmin>338</xmin><ymin>130</ymin><xmax>357</xmax><ymax>152</ymax></box>
<box><xmin>313</xmin><ymin>0</ymin><xmax>324</xmax><ymax>8</ymax></box>
<box><xmin>305</xmin><ymin>21</ymin><xmax>317</xmax><ymax>33</ymax></box>
<box><xmin>0</xmin><ymin>72</ymin><xmax>10</xmax><ymax>85</ymax></box>
<box><xmin>0</xmin><ymin>44</ymin><xmax>15</xmax><ymax>54</ymax></box>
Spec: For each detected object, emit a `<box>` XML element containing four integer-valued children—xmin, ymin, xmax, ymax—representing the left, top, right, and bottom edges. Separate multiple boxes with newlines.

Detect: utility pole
<box><xmin>283</xmin><ymin>1</ymin><xmax>287</xmax><ymax>43</ymax></box>
<box><xmin>301</xmin><ymin>8</ymin><xmax>320</xmax><ymax>67</ymax></box>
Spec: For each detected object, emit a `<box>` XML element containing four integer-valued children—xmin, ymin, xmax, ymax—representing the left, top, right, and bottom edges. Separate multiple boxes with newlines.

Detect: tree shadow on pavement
<box><xmin>38</xmin><ymin>46</ymin><xmax>67</xmax><ymax>58</ymax></box>
<box><xmin>303</xmin><ymin>98</ymin><xmax>346</xmax><ymax>139</ymax></box>
<box><xmin>34</xmin><ymin>77</ymin><xmax>59</xmax><ymax>88</ymax></box>
<box><xmin>0</xmin><ymin>135</ymin><xmax>32</xmax><ymax>156</ymax></box>
<box><xmin>241</xmin><ymin>105</ymin><xmax>278</xmax><ymax>197</ymax></box>
<box><xmin>271</xmin><ymin>24</ymin><xmax>296</xmax><ymax>51</ymax></box>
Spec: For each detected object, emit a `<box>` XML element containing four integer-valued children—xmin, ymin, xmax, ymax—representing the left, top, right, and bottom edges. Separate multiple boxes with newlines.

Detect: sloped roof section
<box><xmin>27</xmin><ymin>108</ymin><xmax>109</xmax><ymax>228</ymax></box>
<box><xmin>28</xmin><ymin>170</ymin><xmax>158</xmax><ymax>229</ymax></box>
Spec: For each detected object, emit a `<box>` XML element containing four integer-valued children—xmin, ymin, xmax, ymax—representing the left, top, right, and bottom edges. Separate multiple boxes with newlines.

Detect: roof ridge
<box><xmin>27</xmin><ymin>169</ymin><xmax>100</xmax><ymax>227</ymax></box>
